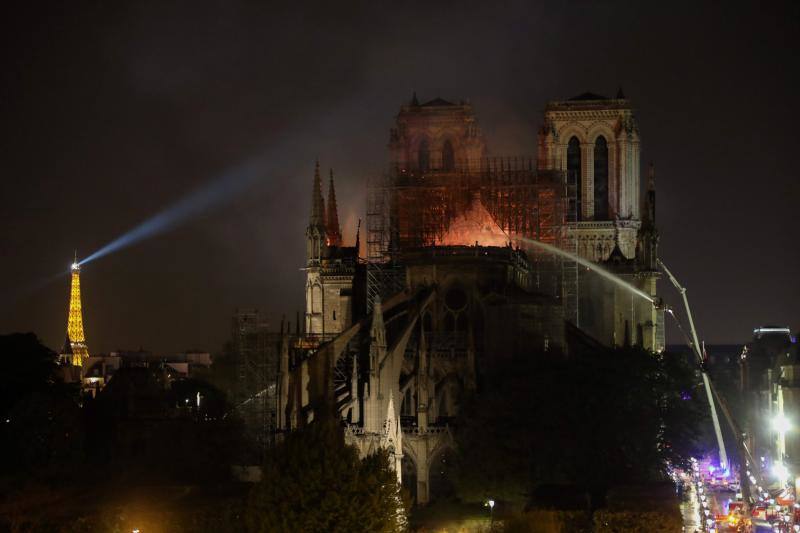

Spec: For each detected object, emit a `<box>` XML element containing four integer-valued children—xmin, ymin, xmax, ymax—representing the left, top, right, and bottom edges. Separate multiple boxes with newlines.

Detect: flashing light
<box><xmin>754</xmin><ymin>327</ymin><xmax>791</xmax><ymax>336</ymax></box>
<box><xmin>773</xmin><ymin>414</ymin><xmax>792</xmax><ymax>433</ymax></box>
<box><xmin>773</xmin><ymin>462</ymin><xmax>790</xmax><ymax>483</ymax></box>
<box><xmin>71</xmin><ymin>262</ymin><xmax>79</xmax><ymax>271</ymax></box>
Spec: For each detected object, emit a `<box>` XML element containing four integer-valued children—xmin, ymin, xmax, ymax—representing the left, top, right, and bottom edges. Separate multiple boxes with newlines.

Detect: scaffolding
<box><xmin>562</xmin><ymin>168</ymin><xmax>579</xmax><ymax>326</ymax></box>
<box><xmin>366</xmin><ymin>174</ymin><xmax>404</xmax><ymax>313</ymax></box>
<box><xmin>365</xmin><ymin>157</ymin><xmax>579</xmax><ymax>323</ymax></box>
<box><xmin>231</xmin><ymin>309</ymin><xmax>279</xmax><ymax>460</ymax></box>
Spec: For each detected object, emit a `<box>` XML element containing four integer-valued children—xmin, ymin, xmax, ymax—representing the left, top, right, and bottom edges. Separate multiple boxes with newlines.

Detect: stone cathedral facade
<box><xmin>275</xmin><ymin>91</ymin><xmax>662</xmax><ymax>505</ymax></box>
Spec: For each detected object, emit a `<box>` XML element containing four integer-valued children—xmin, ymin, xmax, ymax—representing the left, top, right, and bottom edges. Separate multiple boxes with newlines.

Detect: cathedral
<box><xmin>274</xmin><ymin>91</ymin><xmax>663</xmax><ymax>504</ymax></box>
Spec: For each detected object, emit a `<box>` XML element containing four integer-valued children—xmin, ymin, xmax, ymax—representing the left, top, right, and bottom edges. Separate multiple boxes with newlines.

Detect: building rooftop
<box><xmin>421</xmin><ymin>97</ymin><xmax>457</xmax><ymax>107</ymax></box>
<box><xmin>568</xmin><ymin>92</ymin><xmax>610</xmax><ymax>101</ymax></box>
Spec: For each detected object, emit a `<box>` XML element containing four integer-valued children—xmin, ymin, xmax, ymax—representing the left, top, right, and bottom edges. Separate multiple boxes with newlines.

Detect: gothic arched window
<box><xmin>594</xmin><ymin>136</ymin><xmax>609</xmax><ymax>220</ymax></box>
<box><xmin>442</xmin><ymin>139</ymin><xmax>455</xmax><ymax>171</ymax></box>
<box><xmin>418</xmin><ymin>139</ymin><xmax>430</xmax><ymax>172</ymax></box>
<box><xmin>567</xmin><ymin>136</ymin><xmax>582</xmax><ymax>221</ymax></box>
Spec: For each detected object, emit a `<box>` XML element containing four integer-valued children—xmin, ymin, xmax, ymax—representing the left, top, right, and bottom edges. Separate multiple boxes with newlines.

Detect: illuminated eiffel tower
<box><xmin>65</xmin><ymin>253</ymin><xmax>90</xmax><ymax>366</ymax></box>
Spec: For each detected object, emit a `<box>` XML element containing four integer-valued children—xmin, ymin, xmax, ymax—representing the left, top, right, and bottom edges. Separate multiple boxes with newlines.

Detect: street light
<box><xmin>485</xmin><ymin>499</ymin><xmax>495</xmax><ymax>530</ymax></box>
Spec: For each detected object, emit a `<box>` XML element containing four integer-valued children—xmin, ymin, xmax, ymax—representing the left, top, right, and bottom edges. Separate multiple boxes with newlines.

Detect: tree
<box><xmin>452</xmin><ymin>346</ymin><xmax>707</xmax><ymax>508</ymax></box>
<box><xmin>0</xmin><ymin>333</ymin><xmax>83</xmax><ymax>480</ymax></box>
<box><xmin>83</xmin><ymin>366</ymin><xmax>244</xmax><ymax>484</ymax></box>
<box><xmin>246</xmin><ymin>420</ymin><xmax>407</xmax><ymax>533</ymax></box>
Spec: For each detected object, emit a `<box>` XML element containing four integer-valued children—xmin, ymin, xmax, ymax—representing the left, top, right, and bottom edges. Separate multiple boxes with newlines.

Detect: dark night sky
<box><xmin>1</xmin><ymin>1</ymin><xmax>798</xmax><ymax>354</ymax></box>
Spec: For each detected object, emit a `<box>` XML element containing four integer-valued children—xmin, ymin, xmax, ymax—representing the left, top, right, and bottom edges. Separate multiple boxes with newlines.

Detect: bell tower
<box><xmin>537</xmin><ymin>91</ymin><xmax>662</xmax><ymax>352</ymax></box>
<box><xmin>538</xmin><ymin>91</ymin><xmax>641</xmax><ymax>261</ymax></box>
<box><xmin>389</xmin><ymin>94</ymin><xmax>487</xmax><ymax>175</ymax></box>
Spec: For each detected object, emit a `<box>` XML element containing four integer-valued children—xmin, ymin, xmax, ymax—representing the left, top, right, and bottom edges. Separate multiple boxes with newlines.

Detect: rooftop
<box><xmin>568</xmin><ymin>92</ymin><xmax>610</xmax><ymax>101</ymax></box>
<box><xmin>420</xmin><ymin>97</ymin><xmax>457</xmax><ymax>107</ymax></box>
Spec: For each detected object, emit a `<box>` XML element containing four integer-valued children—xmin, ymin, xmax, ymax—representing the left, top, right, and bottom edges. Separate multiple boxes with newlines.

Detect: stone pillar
<box><xmin>608</xmin><ymin>139</ymin><xmax>618</xmax><ymax>218</ymax></box>
<box><xmin>631</xmin><ymin>136</ymin><xmax>641</xmax><ymax>219</ymax></box>
<box><xmin>417</xmin><ymin>330</ymin><xmax>429</xmax><ymax>431</ymax></box>
<box><xmin>416</xmin><ymin>441</ymin><xmax>431</xmax><ymax>505</ymax></box>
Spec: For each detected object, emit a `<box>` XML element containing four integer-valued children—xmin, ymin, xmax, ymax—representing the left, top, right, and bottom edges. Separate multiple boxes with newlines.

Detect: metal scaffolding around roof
<box><xmin>365</xmin><ymin>157</ymin><xmax>579</xmax><ymax>324</ymax></box>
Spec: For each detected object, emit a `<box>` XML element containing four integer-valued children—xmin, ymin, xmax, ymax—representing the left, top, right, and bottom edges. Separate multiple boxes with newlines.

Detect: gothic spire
<box><xmin>309</xmin><ymin>160</ymin><xmax>326</xmax><ymax>229</ymax></box>
<box><xmin>355</xmin><ymin>218</ymin><xmax>361</xmax><ymax>257</ymax></box>
<box><xmin>411</xmin><ymin>91</ymin><xmax>419</xmax><ymax>106</ymax></box>
<box><xmin>326</xmin><ymin>169</ymin><xmax>342</xmax><ymax>247</ymax></box>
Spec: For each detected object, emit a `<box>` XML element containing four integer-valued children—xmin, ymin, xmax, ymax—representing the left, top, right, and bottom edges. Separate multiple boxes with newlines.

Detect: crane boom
<box><xmin>658</xmin><ymin>260</ymin><xmax>729</xmax><ymax>471</ymax></box>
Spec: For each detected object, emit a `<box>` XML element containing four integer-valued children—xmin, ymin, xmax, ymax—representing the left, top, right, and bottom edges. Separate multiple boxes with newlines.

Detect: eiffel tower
<box><xmin>65</xmin><ymin>253</ymin><xmax>90</xmax><ymax>366</ymax></box>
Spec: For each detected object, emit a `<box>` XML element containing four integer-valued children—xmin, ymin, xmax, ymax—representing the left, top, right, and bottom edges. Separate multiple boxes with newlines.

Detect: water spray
<box><xmin>514</xmin><ymin>235</ymin><xmax>732</xmax><ymax>479</ymax></box>
<box><xmin>514</xmin><ymin>236</ymin><xmax>655</xmax><ymax>303</ymax></box>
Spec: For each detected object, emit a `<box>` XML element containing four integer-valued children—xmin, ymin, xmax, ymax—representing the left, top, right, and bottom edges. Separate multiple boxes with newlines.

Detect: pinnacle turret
<box><xmin>326</xmin><ymin>169</ymin><xmax>342</xmax><ymax>247</ymax></box>
<box><xmin>306</xmin><ymin>161</ymin><xmax>327</xmax><ymax>264</ymax></box>
<box><xmin>355</xmin><ymin>218</ymin><xmax>361</xmax><ymax>257</ymax></box>
<box><xmin>309</xmin><ymin>160</ymin><xmax>326</xmax><ymax>229</ymax></box>
<box><xmin>644</xmin><ymin>162</ymin><xmax>656</xmax><ymax>225</ymax></box>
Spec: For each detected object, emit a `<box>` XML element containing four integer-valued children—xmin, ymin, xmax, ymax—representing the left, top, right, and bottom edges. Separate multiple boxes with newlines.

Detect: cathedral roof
<box><xmin>325</xmin><ymin>245</ymin><xmax>359</xmax><ymax>261</ymax></box>
<box><xmin>568</xmin><ymin>92</ymin><xmax>611</xmax><ymax>101</ymax></box>
<box><xmin>421</xmin><ymin>97</ymin><xmax>456</xmax><ymax>107</ymax></box>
